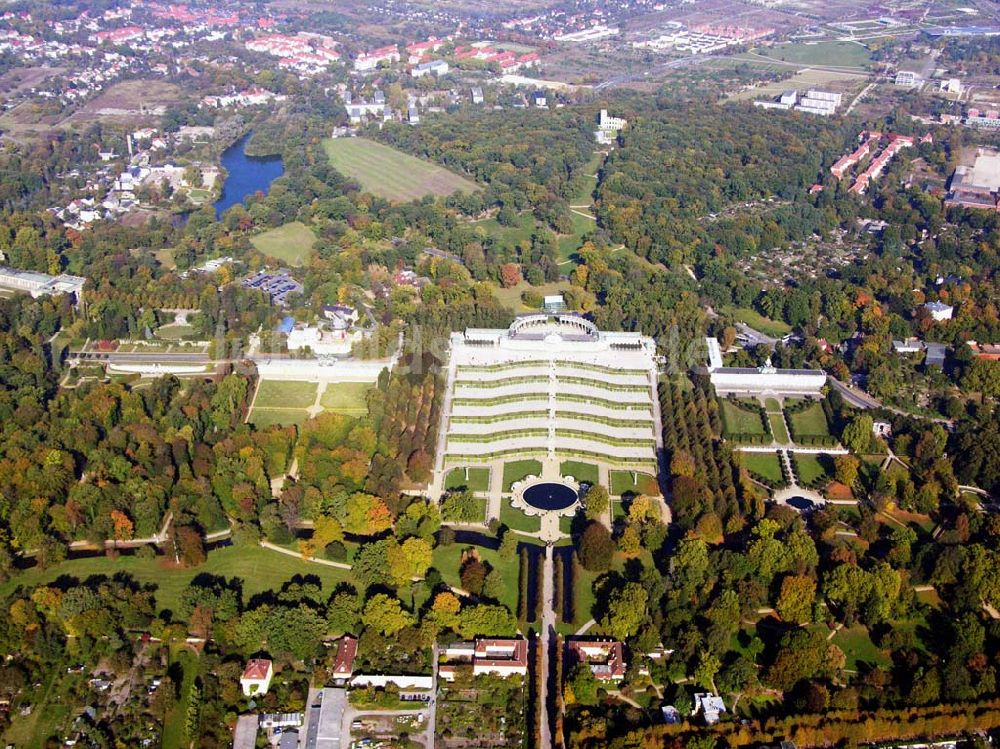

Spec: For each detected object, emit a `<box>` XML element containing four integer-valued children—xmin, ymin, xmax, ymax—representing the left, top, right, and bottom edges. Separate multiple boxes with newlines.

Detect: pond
<box><xmin>522</xmin><ymin>482</ymin><xmax>578</xmax><ymax>511</ymax></box>
<box><xmin>214</xmin><ymin>131</ymin><xmax>284</xmax><ymax>218</ymax></box>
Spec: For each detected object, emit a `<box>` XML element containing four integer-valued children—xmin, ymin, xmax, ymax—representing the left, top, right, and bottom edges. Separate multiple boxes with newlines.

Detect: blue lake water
<box><xmin>214</xmin><ymin>131</ymin><xmax>284</xmax><ymax>218</ymax></box>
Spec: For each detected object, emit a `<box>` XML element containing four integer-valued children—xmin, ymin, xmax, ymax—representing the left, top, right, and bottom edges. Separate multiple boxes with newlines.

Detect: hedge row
<box><xmin>559</xmin><ymin>375</ymin><xmax>649</xmax><ymax>393</ymax></box>
<box><xmin>555</xmin><ymin>360</ymin><xmax>647</xmax><ymax>376</ymax></box>
<box><xmin>448</xmin><ymin>429</ymin><xmax>549</xmax><ymax>443</ymax></box>
<box><xmin>555</xmin><ymin>410</ymin><xmax>655</xmax><ymax>430</ymax></box>
<box><xmin>450</xmin><ymin>410</ymin><xmax>548</xmax><ymax>424</ymax></box>
<box><xmin>452</xmin><ymin>392</ymin><xmax>549</xmax><ymax>407</ymax></box>
<box><xmin>554</xmin><ymin>428</ymin><xmax>655</xmax><ymax>447</ymax></box>
<box><xmin>556</xmin><ymin>394</ymin><xmax>652</xmax><ymax>412</ymax></box>
<box><xmin>727</xmin><ymin>432</ymin><xmax>773</xmax><ymax>445</ymax></box>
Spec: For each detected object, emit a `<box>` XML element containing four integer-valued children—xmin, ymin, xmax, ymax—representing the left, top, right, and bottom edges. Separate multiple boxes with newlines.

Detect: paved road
<box><xmin>828</xmin><ymin>377</ymin><xmax>955</xmax><ymax>428</ymax></box>
<box><xmin>538</xmin><ymin>544</ymin><xmax>555</xmax><ymax>749</ymax></box>
<box><xmin>69</xmin><ymin>350</ymin><xmax>210</xmax><ymax>363</ymax></box>
<box><xmin>828</xmin><ymin>377</ymin><xmax>880</xmax><ymax>409</ymax></box>
<box><xmin>735</xmin><ymin>322</ymin><xmax>777</xmax><ymax>347</ymax></box>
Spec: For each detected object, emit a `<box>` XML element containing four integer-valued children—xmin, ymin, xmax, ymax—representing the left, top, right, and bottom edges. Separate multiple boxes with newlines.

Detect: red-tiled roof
<box><xmin>242</xmin><ymin>658</ymin><xmax>272</xmax><ymax>680</ymax></box>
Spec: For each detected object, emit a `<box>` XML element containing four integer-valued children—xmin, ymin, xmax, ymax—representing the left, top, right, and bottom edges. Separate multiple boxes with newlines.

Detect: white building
<box><xmin>595</xmin><ymin>109</ymin><xmax>627</xmax><ymax>144</ymax></box>
<box><xmin>240</xmin><ymin>659</ymin><xmax>273</xmax><ymax>697</ymax></box>
<box><xmin>349</xmin><ymin>674</ymin><xmax>433</xmax><ymax>690</ymax></box>
<box><xmin>0</xmin><ymin>266</ymin><xmax>86</xmax><ymax>307</ymax></box>
<box><xmin>704</xmin><ymin>337</ymin><xmax>826</xmax><ymax>396</ymax></box>
<box><xmin>940</xmin><ymin>78</ymin><xmax>962</xmax><ymax>94</ymax></box>
<box><xmin>923</xmin><ymin>301</ymin><xmax>954</xmax><ymax>321</ymax></box>
<box><xmin>354</xmin><ymin>45</ymin><xmax>400</xmax><ymax>71</ymax></box>
<box><xmin>286</xmin><ymin>324</ymin><xmax>359</xmax><ymax>355</ymax></box>
<box><xmin>794</xmin><ymin>89</ymin><xmax>842</xmax><ymax>116</ymax></box>
<box><xmin>439</xmin><ymin>638</ymin><xmax>529</xmax><ymax>681</ymax></box>
<box><xmin>412</xmin><ymin>59</ymin><xmax>449</xmax><ymax>78</ymax></box>
<box><xmin>471</xmin><ymin>87</ymin><xmax>484</xmax><ymax>104</ymax></box>
<box><xmin>895</xmin><ymin>70</ymin><xmax>921</xmax><ymax>87</ymax></box>
<box><xmin>693</xmin><ymin>692</ymin><xmax>726</xmax><ymax>725</ymax></box>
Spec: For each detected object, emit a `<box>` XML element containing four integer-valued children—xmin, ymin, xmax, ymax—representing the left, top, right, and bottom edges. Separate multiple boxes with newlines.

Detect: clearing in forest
<box><xmin>322</xmin><ymin>137</ymin><xmax>478</xmax><ymax>202</ymax></box>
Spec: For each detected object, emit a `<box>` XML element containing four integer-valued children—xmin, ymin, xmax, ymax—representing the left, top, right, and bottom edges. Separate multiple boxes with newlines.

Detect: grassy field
<box><xmin>794</xmin><ymin>453</ymin><xmax>833</xmax><ymax>485</ymax></box>
<box><xmin>0</xmin><ymin>545</ymin><xmax>351</xmax><ymax>616</ymax></box>
<box><xmin>319</xmin><ymin>381</ymin><xmax>372</xmax><ymax>416</ymax></box>
<box><xmin>445</xmin><ymin>467</ymin><xmax>491</xmax><ymax>492</ymax></box>
<box><xmin>249</xmin><ymin>409</ymin><xmax>310</xmax><ymax>427</ymax></box>
<box><xmin>609</xmin><ymin>471</ymin><xmax>659</xmax><ymax>496</ymax></box>
<box><xmin>503</xmin><ymin>459</ymin><xmax>543</xmax><ymax>490</ymax></box>
<box><xmin>789</xmin><ymin>402</ymin><xmax>830</xmax><ymax>437</ymax></box>
<box><xmin>560</xmin><ymin>460</ymin><xmax>599</xmax><ymax>485</ymax></box>
<box><xmin>500</xmin><ymin>500</ymin><xmax>542</xmax><ymax>534</ymax></box>
<box><xmin>721</xmin><ymin>306</ymin><xmax>792</xmax><ymax>336</ymax></box>
<box><xmin>161</xmin><ymin>648</ymin><xmax>198</xmax><ymax>749</ymax></box>
<box><xmin>569</xmin><ymin>152</ymin><xmax>603</xmax><ymax>205</ymax></box>
<box><xmin>250</xmin><ymin>221</ymin><xmax>316</xmax><ymax>267</ymax></box>
<box><xmin>557</xmin><ymin>210</ymin><xmax>596</xmax><ymax>263</ymax></box>
<box><xmin>323</xmin><ymin>137</ymin><xmax>478</xmax><ymax>202</ymax></box>
<box><xmin>471</xmin><ymin>212</ymin><xmax>536</xmax><ymax>249</ymax></box>
<box><xmin>768</xmin><ymin>413</ymin><xmax>790</xmax><ymax>444</ymax></box>
<box><xmin>830</xmin><ymin>624</ymin><xmax>889</xmax><ymax>669</ymax></box>
<box><xmin>255</xmin><ymin>379</ymin><xmax>318</xmax><ymax>409</ymax></box>
<box><xmin>756</xmin><ymin>41</ymin><xmax>872</xmax><ymax>68</ymax></box>
<box><xmin>721</xmin><ymin>400</ymin><xmax>766</xmax><ymax>436</ymax></box>
<box><xmin>491</xmin><ymin>280</ymin><xmax>583</xmax><ymax>312</ymax></box>
<box><xmin>432</xmin><ymin>543</ymin><xmax>518</xmax><ymax>612</ymax></box>
<box><xmin>155</xmin><ymin>323</ymin><xmax>196</xmax><ymax>341</ymax></box>
<box><xmin>737</xmin><ymin>452</ymin><xmax>784</xmax><ymax>483</ymax></box>
<box><xmin>728</xmin><ymin>67</ymin><xmax>869</xmax><ymax>103</ymax></box>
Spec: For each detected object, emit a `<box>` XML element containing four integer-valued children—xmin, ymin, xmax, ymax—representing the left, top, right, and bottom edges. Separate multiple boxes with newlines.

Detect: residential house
<box><xmin>968</xmin><ymin>341</ymin><xmax>1000</xmax><ymax>360</ymax></box>
<box><xmin>240</xmin><ymin>659</ymin><xmax>273</xmax><ymax>697</ymax></box>
<box><xmin>566</xmin><ymin>639</ymin><xmax>626</xmax><ymax>681</ymax></box>
<box><xmin>322</xmin><ymin>304</ymin><xmax>359</xmax><ymax>330</ymax></box>
<box><xmin>439</xmin><ymin>638</ymin><xmax>529</xmax><ymax>681</ymax></box>
<box><xmin>693</xmin><ymin>692</ymin><xmax>726</xmax><ymax>724</ymax></box>
<box><xmin>332</xmin><ymin>636</ymin><xmax>358</xmax><ymax>681</ymax></box>
<box><xmin>923</xmin><ymin>301</ymin><xmax>954</xmax><ymax>321</ymax></box>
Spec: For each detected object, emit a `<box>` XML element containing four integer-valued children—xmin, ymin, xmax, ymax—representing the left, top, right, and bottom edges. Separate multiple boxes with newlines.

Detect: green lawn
<box><xmin>764</xmin><ymin>398</ymin><xmax>781</xmax><ymax>411</ymax></box>
<box><xmin>831</xmin><ymin>624</ymin><xmax>889</xmax><ymax>669</ymax></box>
<box><xmin>721</xmin><ymin>306</ymin><xmax>792</xmax><ymax>337</ymax></box>
<box><xmin>471</xmin><ymin>212</ymin><xmax>536</xmax><ymax>251</ymax></box>
<box><xmin>789</xmin><ymin>401</ymin><xmax>830</xmax><ymax>437</ymax></box>
<box><xmin>492</xmin><ymin>279</ymin><xmax>579</xmax><ymax>312</ymax></box>
<box><xmin>737</xmin><ymin>452</ymin><xmax>784</xmax><ymax>484</ymax></box>
<box><xmin>255</xmin><ymin>379</ymin><xmax>318</xmax><ymax>409</ymax></box>
<box><xmin>560</xmin><ymin>460</ymin><xmax>599</xmax><ymax>485</ymax></box>
<box><xmin>250</xmin><ymin>221</ymin><xmax>317</xmax><ymax>267</ymax></box>
<box><xmin>502</xmin><ymin>459</ymin><xmax>543</xmax><ymax>490</ymax></box>
<box><xmin>757</xmin><ymin>40</ymin><xmax>872</xmax><ymax>68</ymax></box>
<box><xmin>721</xmin><ymin>399</ymin><xmax>766</xmax><ymax>436</ymax></box>
<box><xmin>0</xmin><ymin>545</ymin><xmax>351</xmax><ymax>616</ymax></box>
<box><xmin>793</xmin><ymin>453</ymin><xmax>832</xmax><ymax>485</ymax></box>
<box><xmin>768</xmin><ymin>413</ymin><xmax>790</xmax><ymax>444</ymax></box>
<box><xmin>431</xmin><ymin>543</ymin><xmax>518</xmax><ymax>612</ymax></box>
<box><xmin>319</xmin><ymin>381</ymin><xmax>371</xmax><ymax>416</ymax></box>
<box><xmin>556</xmin><ymin>209</ymin><xmax>595</xmax><ymax>263</ymax></box>
<box><xmin>500</xmin><ymin>499</ymin><xmax>542</xmax><ymax>534</ymax></box>
<box><xmin>445</xmin><ymin>467</ymin><xmax>491</xmax><ymax>492</ymax></box>
<box><xmin>569</xmin><ymin>152</ymin><xmax>603</xmax><ymax>205</ymax></box>
<box><xmin>609</xmin><ymin>471</ymin><xmax>659</xmax><ymax>496</ymax></box>
<box><xmin>155</xmin><ymin>323</ymin><xmax>196</xmax><ymax>341</ymax></box>
<box><xmin>248</xmin><ymin>408</ymin><xmax>310</xmax><ymax>427</ymax></box>
<box><xmin>323</xmin><ymin>137</ymin><xmax>478</xmax><ymax>202</ymax></box>
<box><xmin>161</xmin><ymin>648</ymin><xmax>198</xmax><ymax>749</ymax></box>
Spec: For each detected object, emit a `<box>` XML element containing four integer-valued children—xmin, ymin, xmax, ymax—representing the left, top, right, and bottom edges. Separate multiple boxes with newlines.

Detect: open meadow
<box><xmin>250</xmin><ymin>221</ymin><xmax>317</xmax><ymax>266</ymax></box>
<box><xmin>322</xmin><ymin>137</ymin><xmax>478</xmax><ymax>202</ymax></box>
